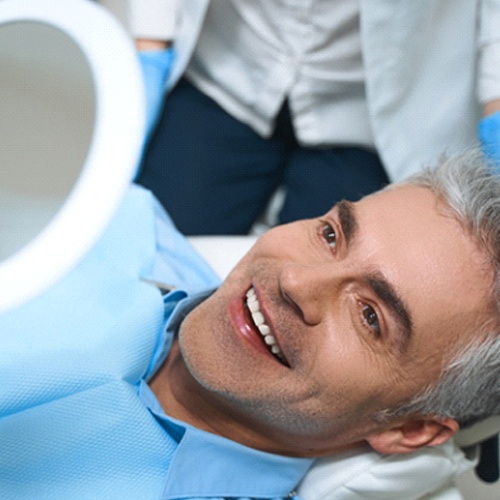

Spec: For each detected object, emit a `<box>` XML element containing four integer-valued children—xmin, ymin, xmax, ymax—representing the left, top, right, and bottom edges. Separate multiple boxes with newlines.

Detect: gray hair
<box><xmin>378</xmin><ymin>149</ymin><xmax>500</xmax><ymax>428</ymax></box>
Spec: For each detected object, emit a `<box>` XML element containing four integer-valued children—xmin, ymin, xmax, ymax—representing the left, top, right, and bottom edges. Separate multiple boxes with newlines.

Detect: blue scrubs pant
<box><xmin>138</xmin><ymin>78</ymin><xmax>389</xmax><ymax>235</ymax></box>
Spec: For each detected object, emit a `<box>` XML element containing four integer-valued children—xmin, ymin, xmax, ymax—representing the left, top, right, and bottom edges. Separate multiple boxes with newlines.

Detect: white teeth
<box><xmin>245</xmin><ymin>287</ymin><xmax>285</xmax><ymax>362</ymax></box>
<box><xmin>248</xmin><ymin>300</ymin><xmax>260</xmax><ymax>313</ymax></box>
<box><xmin>252</xmin><ymin>311</ymin><xmax>265</xmax><ymax>326</ymax></box>
<box><xmin>264</xmin><ymin>335</ymin><xmax>276</xmax><ymax>346</ymax></box>
<box><xmin>258</xmin><ymin>324</ymin><xmax>270</xmax><ymax>336</ymax></box>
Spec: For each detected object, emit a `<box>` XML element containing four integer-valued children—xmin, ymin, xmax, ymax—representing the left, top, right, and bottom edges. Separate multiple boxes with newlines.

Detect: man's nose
<box><xmin>279</xmin><ymin>263</ymin><xmax>339</xmax><ymax>326</ymax></box>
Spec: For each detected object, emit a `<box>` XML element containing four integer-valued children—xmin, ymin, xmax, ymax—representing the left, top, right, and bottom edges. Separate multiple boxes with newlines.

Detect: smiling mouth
<box><xmin>245</xmin><ymin>287</ymin><xmax>289</xmax><ymax>367</ymax></box>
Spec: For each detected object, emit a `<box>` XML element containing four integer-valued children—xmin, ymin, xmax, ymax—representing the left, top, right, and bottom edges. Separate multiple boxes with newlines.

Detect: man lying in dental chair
<box><xmin>1</xmin><ymin>149</ymin><xmax>499</xmax><ymax>499</ymax></box>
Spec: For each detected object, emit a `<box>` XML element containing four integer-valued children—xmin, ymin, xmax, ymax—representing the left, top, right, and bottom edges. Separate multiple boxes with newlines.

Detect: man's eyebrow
<box><xmin>335</xmin><ymin>201</ymin><xmax>413</xmax><ymax>349</ymax></box>
<box><xmin>336</xmin><ymin>200</ymin><xmax>358</xmax><ymax>246</ymax></box>
<box><xmin>367</xmin><ymin>272</ymin><xmax>413</xmax><ymax>351</ymax></box>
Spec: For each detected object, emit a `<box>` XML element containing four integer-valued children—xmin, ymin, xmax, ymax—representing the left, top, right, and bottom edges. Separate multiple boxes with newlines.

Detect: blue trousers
<box><xmin>138</xmin><ymin>78</ymin><xmax>389</xmax><ymax>235</ymax></box>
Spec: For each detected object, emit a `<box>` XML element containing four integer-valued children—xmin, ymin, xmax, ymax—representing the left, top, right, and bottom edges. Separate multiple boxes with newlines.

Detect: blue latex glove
<box><xmin>478</xmin><ymin>110</ymin><xmax>500</xmax><ymax>171</ymax></box>
<box><xmin>138</xmin><ymin>47</ymin><xmax>174</xmax><ymax>140</ymax></box>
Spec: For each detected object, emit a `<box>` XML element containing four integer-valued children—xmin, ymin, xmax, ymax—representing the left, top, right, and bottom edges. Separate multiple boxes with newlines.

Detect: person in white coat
<box><xmin>109</xmin><ymin>1</ymin><xmax>500</xmax><ymax>235</ymax></box>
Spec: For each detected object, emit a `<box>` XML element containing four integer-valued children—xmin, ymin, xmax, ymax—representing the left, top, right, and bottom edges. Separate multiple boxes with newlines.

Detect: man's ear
<box><xmin>366</xmin><ymin>417</ymin><xmax>459</xmax><ymax>454</ymax></box>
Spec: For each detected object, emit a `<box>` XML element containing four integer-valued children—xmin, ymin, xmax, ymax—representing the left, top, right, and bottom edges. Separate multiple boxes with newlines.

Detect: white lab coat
<box><xmin>117</xmin><ymin>0</ymin><xmax>500</xmax><ymax>182</ymax></box>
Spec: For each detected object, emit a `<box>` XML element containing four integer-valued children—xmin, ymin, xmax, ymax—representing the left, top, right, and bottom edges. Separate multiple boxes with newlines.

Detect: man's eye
<box><xmin>362</xmin><ymin>304</ymin><xmax>381</xmax><ymax>336</ymax></box>
<box><xmin>321</xmin><ymin>222</ymin><xmax>337</xmax><ymax>248</ymax></box>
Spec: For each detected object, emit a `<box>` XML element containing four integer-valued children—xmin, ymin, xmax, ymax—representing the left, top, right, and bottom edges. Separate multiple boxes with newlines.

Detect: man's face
<box><xmin>178</xmin><ymin>186</ymin><xmax>492</xmax><ymax>455</ymax></box>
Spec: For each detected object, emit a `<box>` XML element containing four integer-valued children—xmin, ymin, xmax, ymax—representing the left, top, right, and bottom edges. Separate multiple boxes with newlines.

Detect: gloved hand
<box><xmin>138</xmin><ymin>47</ymin><xmax>174</xmax><ymax>140</ymax></box>
<box><xmin>478</xmin><ymin>110</ymin><xmax>500</xmax><ymax>171</ymax></box>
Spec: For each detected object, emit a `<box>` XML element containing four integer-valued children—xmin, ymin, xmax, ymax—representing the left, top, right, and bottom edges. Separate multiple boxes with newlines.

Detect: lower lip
<box><xmin>228</xmin><ymin>296</ymin><xmax>276</xmax><ymax>360</ymax></box>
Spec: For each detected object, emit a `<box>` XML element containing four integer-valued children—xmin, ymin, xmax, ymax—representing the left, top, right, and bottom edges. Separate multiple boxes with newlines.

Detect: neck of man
<box><xmin>148</xmin><ymin>339</ymin><xmax>365</xmax><ymax>457</ymax></box>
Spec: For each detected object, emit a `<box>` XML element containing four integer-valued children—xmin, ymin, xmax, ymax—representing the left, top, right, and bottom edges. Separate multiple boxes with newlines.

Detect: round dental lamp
<box><xmin>0</xmin><ymin>0</ymin><xmax>145</xmax><ymax>312</ymax></box>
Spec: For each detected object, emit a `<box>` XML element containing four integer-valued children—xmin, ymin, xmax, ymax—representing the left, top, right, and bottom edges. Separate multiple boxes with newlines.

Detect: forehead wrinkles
<box><xmin>410</xmin><ymin>246</ymin><xmax>494</xmax><ymax>381</ymax></box>
<box><xmin>440</xmin><ymin>200</ymin><xmax>499</xmax><ymax>318</ymax></box>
